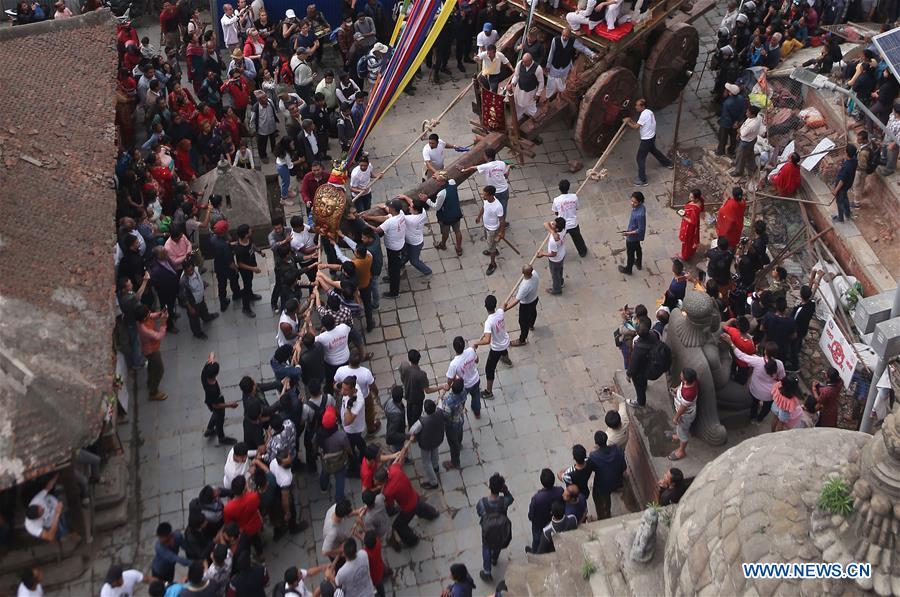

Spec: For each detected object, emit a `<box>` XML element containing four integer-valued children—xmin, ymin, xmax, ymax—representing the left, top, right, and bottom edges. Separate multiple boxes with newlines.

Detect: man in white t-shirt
<box><xmin>538</xmin><ymin>217</ymin><xmax>568</xmax><ymax>295</ymax></box>
<box><xmin>279</xmin><ymin>565</ymin><xmax>329</xmax><ymax>597</ymax></box>
<box><xmin>349</xmin><ymin>155</ymin><xmax>375</xmax><ymax>213</ymax></box>
<box><xmin>552</xmin><ymin>179</ymin><xmax>588</xmax><ymax>257</ymax></box>
<box><xmin>363</xmin><ymin>199</ymin><xmax>406</xmax><ymax>298</ymax></box>
<box><xmin>471</xmin><ymin>294</ymin><xmax>512</xmax><ymax>399</ymax></box>
<box><xmin>24</xmin><ymin>474</ymin><xmax>66</xmax><ymax>542</ymax></box>
<box><xmin>463</xmin><ymin>147</ymin><xmax>511</xmax><ymax>217</ymax></box>
<box><xmin>421</xmin><ymin>133</ymin><xmax>460</xmax><ymax>180</ymax></box>
<box><xmin>219</xmin><ymin>4</ymin><xmax>242</xmax><ymax>49</ymax></box>
<box><xmin>476</xmin><ymin>22</ymin><xmax>499</xmax><ymax>51</ymax></box>
<box><xmin>447</xmin><ymin>335</ymin><xmax>482</xmax><ymax>418</ymax></box>
<box><xmin>100</xmin><ymin>565</ymin><xmax>146</xmax><ymax>597</ymax></box>
<box><xmin>334</xmin><ymin>353</ymin><xmax>380</xmax><ymax>434</ymax></box>
<box><xmin>339</xmin><ymin>377</ymin><xmax>368</xmax><ymax>474</ymax></box>
<box><xmin>17</xmin><ymin>567</ymin><xmax>44</xmax><ymax>597</ymax></box>
<box><xmin>623</xmin><ymin>97</ymin><xmax>673</xmax><ymax>186</ymax></box>
<box><xmin>289</xmin><ymin>215</ymin><xmax>317</xmax><ymax>275</ymax></box>
<box><xmin>268</xmin><ymin>448</ymin><xmax>304</xmax><ymax>534</ymax></box>
<box><xmin>475</xmin><ymin>186</ymin><xmax>506</xmax><ymax>276</ymax></box>
<box><xmin>315</xmin><ymin>314</ymin><xmax>352</xmax><ymax>390</ymax></box>
<box><xmin>332</xmin><ymin>538</ymin><xmax>375</xmax><ymax>595</ymax></box>
<box><xmin>223</xmin><ymin>442</ymin><xmax>258</xmax><ymax>487</ymax></box>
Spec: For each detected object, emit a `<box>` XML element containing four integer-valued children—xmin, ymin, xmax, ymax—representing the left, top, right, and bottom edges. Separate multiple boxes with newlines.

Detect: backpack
<box><xmin>646</xmin><ymin>337</ymin><xmax>672</xmax><ymax>381</ymax></box>
<box><xmin>864</xmin><ymin>144</ymin><xmax>883</xmax><ymax>174</ymax></box>
<box><xmin>321</xmin><ymin>449</ymin><xmax>349</xmax><ymax>475</ymax></box>
<box><xmin>356</xmin><ymin>54</ymin><xmax>370</xmax><ymax>80</ymax></box>
<box><xmin>480</xmin><ymin>499</ymin><xmax>512</xmax><ymax>550</ymax></box>
<box><xmin>279</xmin><ymin>61</ymin><xmax>294</xmax><ymax>86</ymax></box>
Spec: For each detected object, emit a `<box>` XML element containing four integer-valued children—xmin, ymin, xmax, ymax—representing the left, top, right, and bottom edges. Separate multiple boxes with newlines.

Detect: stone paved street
<box><xmin>51</xmin><ymin>5</ymin><xmax>726</xmax><ymax>595</ymax></box>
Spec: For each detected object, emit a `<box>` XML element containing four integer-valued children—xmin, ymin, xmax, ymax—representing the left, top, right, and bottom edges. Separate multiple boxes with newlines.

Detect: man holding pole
<box><xmin>506</xmin><ymin>265</ymin><xmax>540</xmax><ymax>346</ymax></box>
<box><xmin>427</xmin><ymin>172</ymin><xmax>464</xmax><ymax>257</ymax></box>
<box><xmin>476</xmin><ymin>185</ymin><xmax>506</xmax><ymax>276</ymax></box>
<box><xmin>552</xmin><ymin>179</ymin><xmax>588</xmax><ymax>257</ymax></box>
<box><xmin>538</xmin><ymin>217</ymin><xmax>567</xmax><ymax>295</ymax></box>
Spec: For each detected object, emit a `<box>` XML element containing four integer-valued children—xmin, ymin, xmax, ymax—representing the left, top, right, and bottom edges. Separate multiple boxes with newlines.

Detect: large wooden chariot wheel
<box><xmin>641</xmin><ymin>23</ymin><xmax>699</xmax><ymax>110</ymax></box>
<box><xmin>574</xmin><ymin>66</ymin><xmax>638</xmax><ymax>157</ymax></box>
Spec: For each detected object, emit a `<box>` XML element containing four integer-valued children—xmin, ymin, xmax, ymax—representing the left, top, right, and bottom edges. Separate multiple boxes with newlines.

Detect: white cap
<box><xmin>285</xmin><ymin>8</ymin><xmax>296</xmax><ymax>18</ymax></box>
<box><xmin>373</xmin><ymin>42</ymin><xmax>388</xmax><ymax>54</ymax></box>
<box><xmin>725</xmin><ymin>83</ymin><xmax>741</xmax><ymax>95</ymax></box>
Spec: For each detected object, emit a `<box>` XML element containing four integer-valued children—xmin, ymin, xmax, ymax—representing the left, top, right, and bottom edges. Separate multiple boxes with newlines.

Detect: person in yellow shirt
<box><xmin>780</xmin><ymin>27</ymin><xmax>804</xmax><ymax>59</ymax></box>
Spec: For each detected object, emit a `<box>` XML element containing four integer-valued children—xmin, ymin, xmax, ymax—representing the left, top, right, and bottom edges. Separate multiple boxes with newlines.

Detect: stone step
<box><xmin>94</xmin><ymin>497</ymin><xmax>129</xmax><ymax>533</ymax></box>
<box><xmin>94</xmin><ymin>453</ymin><xmax>128</xmax><ymax>511</ymax></box>
<box><xmin>0</xmin><ymin>533</ymin><xmax>83</xmax><ymax>576</ymax></box>
<box><xmin>0</xmin><ymin>550</ymin><xmax>89</xmax><ymax>590</ymax></box>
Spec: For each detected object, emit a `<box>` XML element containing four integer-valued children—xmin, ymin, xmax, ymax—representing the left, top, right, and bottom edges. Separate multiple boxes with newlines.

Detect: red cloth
<box><xmin>361</xmin><ymin>457</ymin><xmax>377</xmax><ymax>491</ymax></box>
<box><xmin>382</xmin><ymin>462</ymin><xmax>418</xmax><ymax>513</ymax></box>
<box><xmin>716</xmin><ymin>197</ymin><xmax>746</xmax><ymax>250</ymax></box>
<box><xmin>582</xmin><ymin>21</ymin><xmax>634</xmax><ymax>41</ymax></box>
<box><xmin>192</xmin><ymin>108</ymin><xmax>218</xmax><ymax>134</ymax></box>
<box><xmin>815</xmin><ymin>382</ymin><xmax>841</xmax><ymax>427</ymax></box>
<box><xmin>221</xmin><ymin>76</ymin><xmax>250</xmax><ymax>111</ymax></box>
<box><xmin>679</xmin><ymin>381</ymin><xmax>698</xmax><ymax>402</ymax></box>
<box><xmin>771</xmin><ymin>162</ymin><xmax>801</xmax><ymax>197</ymax></box>
<box><xmin>300</xmin><ymin>172</ymin><xmax>327</xmax><ymax>205</ymax></box>
<box><xmin>724</xmin><ymin>326</ymin><xmax>756</xmax><ymax>367</ymax></box>
<box><xmin>678</xmin><ymin>200</ymin><xmax>704</xmax><ymax>260</ymax></box>
<box><xmin>365</xmin><ymin>537</ymin><xmax>385</xmax><ymax>584</ymax></box>
<box><xmin>223</xmin><ymin>491</ymin><xmax>263</xmax><ymax>536</ymax></box>
<box><xmin>174</xmin><ymin>148</ymin><xmax>195</xmax><ymax>180</ymax></box>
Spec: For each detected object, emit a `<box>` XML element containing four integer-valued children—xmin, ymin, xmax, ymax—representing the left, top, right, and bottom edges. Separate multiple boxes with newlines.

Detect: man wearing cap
<box><xmin>291</xmin><ymin>47</ymin><xmax>315</xmax><ymax>103</ymax></box>
<box><xmin>317</xmin><ymin>405</ymin><xmax>352</xmax><ymax>501</ymax></box>
<box><xmin>220</xmin><ymin>4</ymin><xmax>241</xmax><ymax>50</ymax></box>
<box><xmin>210</xmin><ymin>220</ymin><xmax>243</xmax><ymax>312</ymax></box>
<box><xmin>716</xmin><ymin>83</ymin><xmax>746</xmax><ymax>157</ymax></box>
<box><xmin>354</xmin><ymin>12</ymin><xmax>378</xmax><ymax>55</ymax></box>
<box><xmin>365</xmin><ymin>43</ymin><xmax>390</xmax><ymax>87</ymax></box>
<box><xmin>100</xmin><ymin>565</ymin><xmax>147</xmax><ymax>597</ymax></box>
<box><xmin>427</xmin><ymin>171</ymin><xmax>464</xmax><ymax>256</ymax></box>
<box><xmin>476</xmin><ymin>22</ymin><xmax>499</xmax><ymax>52</ymax></box>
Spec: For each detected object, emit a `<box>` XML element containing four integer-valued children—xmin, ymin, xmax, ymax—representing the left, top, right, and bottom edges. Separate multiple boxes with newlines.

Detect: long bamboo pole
<box><xmin>351</xmin><ymin>80</ymin><xmax>475</xmax><ymax>205</ymax></box>
<box><xmin>503</xmin><ymin>122</ymin><xmax>629</xmax><ymax>306</ymax></box>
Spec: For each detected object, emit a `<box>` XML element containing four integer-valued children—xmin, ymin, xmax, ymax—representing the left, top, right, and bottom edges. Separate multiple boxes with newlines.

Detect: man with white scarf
<box><xmin>545</xmin><ymin>27</ymin><xmax>596</xmax><ymax>100</ymax></box>
<box><xmin>509</xmin><ymin>53</ymin><xmax>544</xmax><ymax>120</ymax></box>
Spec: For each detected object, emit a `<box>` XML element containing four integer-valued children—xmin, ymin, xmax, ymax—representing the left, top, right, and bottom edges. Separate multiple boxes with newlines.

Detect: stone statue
<box><xmin>666</xmin><ymin>291</ymin><xmax>749</xmax><ymax>446</ymax></box>
<box><xmin>630</xmin><ymin>508</ymin><xmax>659</xmax><ymax>563</ymax></box>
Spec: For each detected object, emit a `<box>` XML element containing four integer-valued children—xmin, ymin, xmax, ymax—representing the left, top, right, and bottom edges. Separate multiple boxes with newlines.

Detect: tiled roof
<box><xmin>0</xmin><ymin>11</ymin><xmax>118</xmax><ymax>490</ymax></box>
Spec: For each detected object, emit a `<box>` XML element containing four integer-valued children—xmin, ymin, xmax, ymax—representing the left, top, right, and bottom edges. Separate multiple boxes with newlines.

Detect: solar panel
<box><xmin>874</xmin><ymin>26</ymin><xmax>900</xmax><ymax>84</ymax></box>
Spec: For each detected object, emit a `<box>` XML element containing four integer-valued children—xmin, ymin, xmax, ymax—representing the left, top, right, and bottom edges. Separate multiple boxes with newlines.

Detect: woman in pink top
<box><xmin>770</xmin><ymin>376</ymin><xmax>803</xmax><ymax>432</ymax></box>
<box><xmin>163</xmin><ymin>225</ymin><xmax>193</xmax><ymax>272</ymax></box>
<box><xmin>720</xmin><ymin>336</ymin><xmax>785</xmax><ymax>424</ymax></box>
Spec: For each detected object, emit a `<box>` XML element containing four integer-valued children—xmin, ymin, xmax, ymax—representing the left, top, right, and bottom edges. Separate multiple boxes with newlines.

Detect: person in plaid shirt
<box><xmin>440</xmin><ymin>378</ymin><xmax>468</xmax><ymax>470</ymax></box>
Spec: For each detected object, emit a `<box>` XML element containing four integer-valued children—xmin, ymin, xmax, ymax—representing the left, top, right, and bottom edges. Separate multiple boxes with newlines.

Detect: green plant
<box><xmin>581</xmin><ymin>558</ymin><xmax>597</xmax><ymax>580</ymax></box>
<box><xmin>646</xmin><ymin>501</ymin><xmax>661</xmax><ymax>511</ymax></box>
<box><xmin>818</xmin><ymin>478</ymin><xmax>854</xmax><ymax>516</ymax></box>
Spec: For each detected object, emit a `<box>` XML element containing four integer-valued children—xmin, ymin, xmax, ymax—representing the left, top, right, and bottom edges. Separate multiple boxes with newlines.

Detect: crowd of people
<box><xmin>10</xmin><ymin>0</ymin><xmax>881</xmax><ymax>594</ymax></box>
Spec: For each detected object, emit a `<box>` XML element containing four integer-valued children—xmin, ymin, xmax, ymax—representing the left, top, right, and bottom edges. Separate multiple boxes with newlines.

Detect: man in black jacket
<box><xmin>409</xmin><ymin>399</ymin><xmax>445</xmax><ymax>490</ymax></box>
<box><xmin>587</xmin><ymin>430</ymin><xmax>626</xmax><ymax>520</ymax></box>
<box><xmin>149</xmin><ymin>246</ymin><xmax>180</xmax><ymax>333</ymax></box>
<box><xmin>626</xmin><ymin>317</ymin><xmax>655</xmax><ymax>407</ymax></box>
<box><xmin>526</xmin><ymin>468</ymin><xmax>564</xmax><ymax>553</ymax></box>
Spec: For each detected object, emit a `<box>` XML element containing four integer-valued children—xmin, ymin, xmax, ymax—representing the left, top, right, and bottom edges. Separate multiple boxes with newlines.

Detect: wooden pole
<box><xmin>351</xmin><ymin>80</ymin><xmax>475</xmax><ymax>205</ymax></box>
<box><xmin>754</xmin><ymin>226</ymin><xmax>832</xmax><ymax>285</ymax></box>
<box><xmin>669</xmin><ymin>88</ymin><xmax>686</xmax><ymax>208</ymax></box>
<box><xmin>504</xmin><ymin>121</ymin><xmax>629</xmax><ymax>305</ymax></box>
<box><xmin>755</xmin><ymin>190</ymin><xmax>832</xmax><ymax>206</ymax></box>
<box><xmin>753</xmin><ymin>225</ymin><xmax>807</xmax><ymax>285</ymax></box>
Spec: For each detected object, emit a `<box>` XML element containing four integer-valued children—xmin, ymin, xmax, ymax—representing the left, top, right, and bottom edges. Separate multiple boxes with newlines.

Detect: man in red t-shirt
<box><xmin>300</xmin><ymin>163</ymin><xmax>327</xmax><ymax>208</ymax></box>
<box><xmin>223</xmin><ymin>476</ymin><xmax>263</xmax><ymax>561</ymax></box>
<box><xmin>363</xmin><ymin>530</ymin><xmax>386</xmax><ymax>595</ymax></box>
<box><xmin>372</xmin><ymin>441</ymin><xmax>439</xmax><ymax>548</ymax></box>
<box><xmin>361</xmin><ymin>443</ymin><xmax>401</xmax><ymax>492</ymax></box>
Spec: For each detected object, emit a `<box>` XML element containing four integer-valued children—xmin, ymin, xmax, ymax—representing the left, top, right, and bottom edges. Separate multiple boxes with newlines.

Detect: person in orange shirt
<box><xmin>136</xmin><ymin>305</ymin><xmax>168</xmax><ymax>401</ymax></box>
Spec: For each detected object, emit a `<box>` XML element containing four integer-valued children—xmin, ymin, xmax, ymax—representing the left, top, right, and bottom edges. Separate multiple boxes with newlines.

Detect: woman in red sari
<box><xmin>186</xmin><ymin>32</ymin><xmax>206</xmax><ymax>95</ymax></box>
<box><xmin>770</xmin><ymin>152</ymin><xmax>802</xmax><ymax>197</ymax></box>
<box><xmin>677</xmin><ymin>188</ymin><xmax>704</xmax><ymax>261</ymax></box>
<box><xmin>716</xmin><ymin>186</ymin><xmax>747</xmax><ymax>250</ymax></box>
<box><xmin>220</xmin><ymin>106</ymin><xmax>242</xmax><ymax>147</ymax></box>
